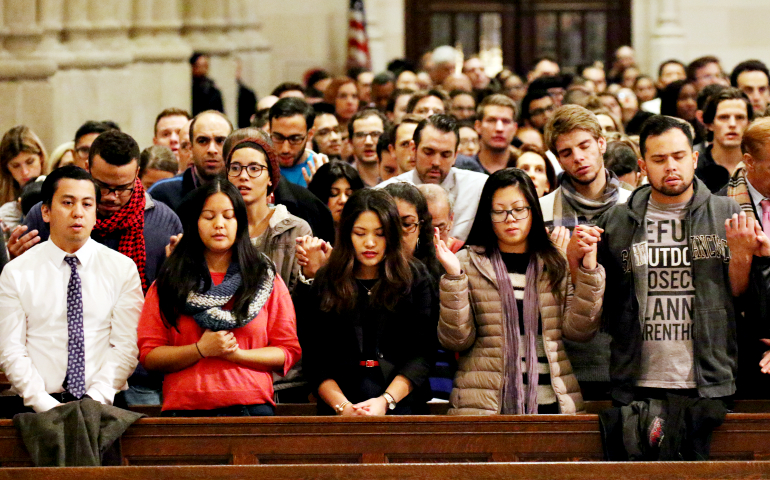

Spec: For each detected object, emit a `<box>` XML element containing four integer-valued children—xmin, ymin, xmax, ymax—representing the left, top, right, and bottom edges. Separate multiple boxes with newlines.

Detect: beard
<box><xmin>653</xmin><ymin>175</ymin><xmax>693</xmax><ymax>197</ymax></box>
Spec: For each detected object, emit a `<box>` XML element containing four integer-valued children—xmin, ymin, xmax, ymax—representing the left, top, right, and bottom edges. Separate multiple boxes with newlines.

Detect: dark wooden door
<box><xmin>404</xmin><ymin>0</ymin><xmax>631</xmax><ymax>75</ymax></box>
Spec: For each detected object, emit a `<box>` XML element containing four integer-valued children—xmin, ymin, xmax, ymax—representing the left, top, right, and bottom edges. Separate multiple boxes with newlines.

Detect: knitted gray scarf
<box><xmin>490</xmin><ymin>250</ymin><xmax>540</xmax><ymax>415</ymax></box>
<box><xmin>556</xmin><ymin>171</ymin><xmax>621</xmax><ymax>227</ymax></box>
<box><xmin>183</xmin><ymin>261</ymin><xmax>275</xmax><ymax>331</ymax></box>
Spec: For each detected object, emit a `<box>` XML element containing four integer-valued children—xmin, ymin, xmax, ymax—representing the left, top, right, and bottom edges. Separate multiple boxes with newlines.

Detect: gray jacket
<box><xmin>252</xmin><ymin>204</ymin><xmax>312</xmax><ymax>294</ymax></box>
<box><xmin>595</xmin><ymin>178</ymin><xmax>741</xmax><ymax>404</ymax></box>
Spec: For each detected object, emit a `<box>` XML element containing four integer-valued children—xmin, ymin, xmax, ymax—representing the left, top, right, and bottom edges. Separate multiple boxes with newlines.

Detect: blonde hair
<box><xmin>0</xmin><ymin>125</ymin><xmax>48</xmax><ymax>203</ymax></box>
<box><xmin>544</xmin><ymin>105</ymin><xmax>603</xmax><ymax>156</ymax></box>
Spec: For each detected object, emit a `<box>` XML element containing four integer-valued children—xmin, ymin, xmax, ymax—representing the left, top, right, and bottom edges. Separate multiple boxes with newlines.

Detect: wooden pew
<box><xmin>3</xmin><ymin>412</ymin><xmax>770</xmax><ymax>466</ymax></box>
<box><xmin>2</xmin><ymin>462</ymin><xmax>770</xmax><ymax>480</ymax></box>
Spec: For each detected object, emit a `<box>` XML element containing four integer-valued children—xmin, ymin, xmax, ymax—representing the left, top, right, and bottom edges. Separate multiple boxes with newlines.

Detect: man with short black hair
<box><xmin>388</xmin><ymin>115</ymin><xmax>421</xmax><ymax>175</ymax></box>
<box><xmin>449</xmin><ymin>90</ymin><xmax>477</xmax><ymax>121</ymax></box>
<box><xmin>687</xmin><ymin>56</ymin><xmax>729</xmax><ymax>92</ymax></box>
<box><xmin>697</xmin><ymin>87</ymin><xmax>753</xmax><ymax>192</ymax></box>
<box><xmin>191</xmin><ymin>53</ymin><xmax>224</xmax><ymax>115</ymax></box>
<box><xmin>642</xmin><ymin>60</ymin><xmax>687</xmax><ymax>114</ymax></box>
<box><xmin>152</xmin><ymin>108</ymin><xmax>190</xmax><ymax>161</ymax></box>
<box><xmin>377</xmin><ymin>114</ymin><xmax>486</xmax><ymax>241</ymax></box>
<box><xmin>0</xmin><ymin>166</ymin><xmax>144</xmax><ymax>416</ymax></box>
<box><xmin>72</xmin><ymin>121</ymin><xmax>118</xmax><ymax>169</ymax></box>
<box><xmin>349</xmin><ymin>108</ymin><xmax>389</xmax><ymax>187</ymax></box>
<box><xmin>583</xmin><ymin>115</ymin><xmax>760</xmax><ymax>408</ymax></box>
<box><xmin>21</xmin><ymin>130</ymin><xmax>182</xmax><ymax>289</ymax></box>
<box><xmin>376</xmin><ymin>129</ymin><xmax>398</xmax><ymax>182</ymax></box>
<box><xmin>312</xmin><ymin>104</ymin><xmax>343</xmax><ymax>159</ymax></box>
<box><xmin>731</xmin><ymin>60</ymin><xmax>770</xmax><ymax>117</ymax></box>
<box><xmin>268</xmin><ymin>97</ymin><xmax>322</xmax><ymax>187</ymax></box>
<box><xmin>148</xmin><ymin>109</ymin><xmax>233</xmax><ymax>211</ymax></box>
<box><xmin>271</xmin><ymin>82</ymin><xmax>306</xmax><ymax>99</ymax></box>
<box><xmin>406</xmin><ymin>89</ymin><xmax>448</xmax><ymax>118</ymax></box>
<box><xmin>520</xmin><ymin>90</ymin><xmax>555</xmax><ymax>134</ymax></box>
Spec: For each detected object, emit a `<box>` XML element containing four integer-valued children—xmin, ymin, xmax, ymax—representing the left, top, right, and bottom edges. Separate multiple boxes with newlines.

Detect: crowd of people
<box><xmin>1</xmin><ymin>44</ymin><xmax>770</xmax><ymax>423</ymax></box>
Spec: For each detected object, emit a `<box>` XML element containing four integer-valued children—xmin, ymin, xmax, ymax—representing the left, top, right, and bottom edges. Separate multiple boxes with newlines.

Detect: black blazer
<box><xmin>296</xmin><ymin>261</ymin><xmax>436</xmax><ymax>412</ymax></box>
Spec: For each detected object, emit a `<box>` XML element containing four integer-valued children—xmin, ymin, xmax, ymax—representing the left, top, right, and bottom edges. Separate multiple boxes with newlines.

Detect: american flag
<box><xmin>347</xmin><ymin>0</ymin><xmax>371</xmax><ymax>70</ymax></box>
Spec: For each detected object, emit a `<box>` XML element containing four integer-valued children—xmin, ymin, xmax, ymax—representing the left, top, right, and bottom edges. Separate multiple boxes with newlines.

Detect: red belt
<box><xmin>359</xmin><ymin>360</ymin><xmax>379</xmax><ymax>367</ymax></box>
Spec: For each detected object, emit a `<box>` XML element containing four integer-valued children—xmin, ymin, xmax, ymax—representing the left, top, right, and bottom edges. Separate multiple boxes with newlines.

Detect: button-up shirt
<box><xmin>377</xmin><ymin>167</ymin><xmax>487</xmax><ymax>242</ymax></box>
<box><xmin>0</xmin><ymin>238</ymin><xmax>143</xmax><ymax>412</ymax></box>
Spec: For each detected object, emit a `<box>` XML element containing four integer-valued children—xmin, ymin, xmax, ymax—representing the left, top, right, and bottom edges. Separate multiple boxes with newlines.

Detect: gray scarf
<box><xmin>490</xmin><ymin>250</ymin><xmax>541</xmax><ymax>414</ymax></box>
<box><xmin>556</xmin><ymin>171</ymin><xmax>621</xmax><ymax>227</ymax></box>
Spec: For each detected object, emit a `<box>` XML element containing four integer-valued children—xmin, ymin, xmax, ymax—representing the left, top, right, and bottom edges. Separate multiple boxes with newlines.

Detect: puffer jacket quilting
<box><xmin>438</xmin><ymin>246</ymin><xmax>605</xmax><ymax>415</ymax></box>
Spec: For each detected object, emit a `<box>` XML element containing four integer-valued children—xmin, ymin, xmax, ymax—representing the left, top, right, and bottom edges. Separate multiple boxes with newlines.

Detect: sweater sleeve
<box><xmin>561</xmin><ymin>264</ymin><xmax>606</xmax><ymax>342</ymax></box>
<box><xmin>264</xmin><ymin>274</ymin><xmax>301</xmax><ymax>376</ymax></box>
<box><xmin>137</xmin><ymin>283</ymin><xmax>171</xmax><ymax>366</ymax></box>
<box><xmin>393</xmin><ymin>267</ymin><xmax>435</xmax><ymax>388</ymax></box>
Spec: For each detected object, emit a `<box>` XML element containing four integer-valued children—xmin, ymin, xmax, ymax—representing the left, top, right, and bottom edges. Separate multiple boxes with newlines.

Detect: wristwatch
<box><xmin>382</xmin><ymin>391</ymin><xmax>397</xmax><ymax>411</ymax></box>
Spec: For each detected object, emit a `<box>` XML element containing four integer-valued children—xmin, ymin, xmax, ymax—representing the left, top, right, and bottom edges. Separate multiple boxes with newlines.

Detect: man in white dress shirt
<box><xmin>377</xmin><ymin>114</ymin><xmax>487</xmax><ymax>242</ymax></box>
<box><xmin>0</xmin><ymin>166</ymin><xmax>143</xmax><ymax>416</ymax></box>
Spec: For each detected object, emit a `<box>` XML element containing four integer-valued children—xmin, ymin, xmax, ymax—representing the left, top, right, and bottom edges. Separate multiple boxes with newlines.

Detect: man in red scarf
<box><xmin>11</xmin><ymin>131</ymin><xmax>182</xmax><ymax>291</ymax></box>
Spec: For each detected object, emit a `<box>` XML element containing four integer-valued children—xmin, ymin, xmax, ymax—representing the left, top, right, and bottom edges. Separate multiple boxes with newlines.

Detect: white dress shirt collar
<box><xmin>43</xmin><ymin>237</ymin><xmax>97</xmax><ymax>269</ymax></box>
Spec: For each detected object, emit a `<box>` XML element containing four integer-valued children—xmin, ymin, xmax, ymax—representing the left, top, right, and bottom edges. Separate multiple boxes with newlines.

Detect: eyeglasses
<box><xmin>353</xmin><ymin>131</ymin><xmax>383</xmax><ymax>140</ymax></box>
<box><xmin>433</xmin><ymin>222</ymin><xmax>451</xmax><ymax>234</ymax></box>
<box><xmin>490</xmin><ymin>207</ymin><xmax>531</xmax><ymax>223</ymax></box>
<box><xmin>228</xmin><ymin>163</ymin><xmax>268</xmax><ymax>178</ymax></box>
<box><xmin>316</xmin><ymin>126</ymin><xmax>342</xmax><ymax>137</ymax></box>
<box><xmin>270</xmin><ymin>132</ymin><xmax>307</xmax><ymax>146</ymax></box>
<box><xmin>529</xmin><ymin>104</ymin><xmax>555</xmax><ymax>117</ymax></box>
<box><xmin>74</xmin><ymin>146</ymin><xmax>90</xmax><ymax>159</ymax></box>
<box><xmin>93</xmin><ymin>177</ymin><xmax>136</xmax><ymax>197</ymax></box>
<box><xmin>401</xmin><ymin>219</ymin><xmax>422</xmax><ymax>233</ymax></box>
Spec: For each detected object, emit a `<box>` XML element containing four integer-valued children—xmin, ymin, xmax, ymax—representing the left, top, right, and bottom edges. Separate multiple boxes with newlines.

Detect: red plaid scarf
<box><xmin>93</xmin><ymin>178</ymin><xmax>147</xmax><ymax>292</ymax></box>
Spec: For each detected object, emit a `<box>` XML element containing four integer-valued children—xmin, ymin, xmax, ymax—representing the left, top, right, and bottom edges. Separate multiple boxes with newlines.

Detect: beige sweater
<box><xmin>438</xmin><ymin>247</ymin><xmax>605</xmax><ymax>415</ymax></box>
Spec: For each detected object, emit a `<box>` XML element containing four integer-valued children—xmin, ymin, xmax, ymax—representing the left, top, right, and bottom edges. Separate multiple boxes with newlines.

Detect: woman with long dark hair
<box><xmin>436</xmin><ymin>168</ymin><xmax>605</xmax><ymax>415</ymax></box>
<box><xmin>660</xmin><ymin>79</ymin><xmax>706</xmax><ymax>143</ymax></box>
<box><xmin>297</xmin><ymin>161</ymin><xmax>366</xmax><ymax>279</ymax></box>
<box><xmin>382</xmin><ymin>182</ymin><xmax>443</xmax><ymax>282</ymax></box>
<box><xmin>297</xmin><ymin>189</ymin><xmax>434</xmax><ymax>415</ymax></box>
<box><xmin>138</xmin><ymin>178</ymin><xmax>301</xmax><ymax>416</ymax></box>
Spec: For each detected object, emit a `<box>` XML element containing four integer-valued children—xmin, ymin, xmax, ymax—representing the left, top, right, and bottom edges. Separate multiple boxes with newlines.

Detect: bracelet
<box><xmin>298</xmin><ymin>269</ymin><xmax>313</xmax><ymax>285</ymax></box>
<box><xmin>195</xmin><ymin>342</ymin><xmax>205</xmax><ymax>358</ymax></box>
<box><xmin>335</xmin><ymin>400</ymin><xmax>351</xmax><ymax>415</ymax></box>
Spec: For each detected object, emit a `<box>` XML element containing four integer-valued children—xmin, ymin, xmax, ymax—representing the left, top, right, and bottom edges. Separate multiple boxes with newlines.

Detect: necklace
<box><xmin>357</xmin><ymin>279</ymin><xmax>376</xmax><ymax>296</ymax></box>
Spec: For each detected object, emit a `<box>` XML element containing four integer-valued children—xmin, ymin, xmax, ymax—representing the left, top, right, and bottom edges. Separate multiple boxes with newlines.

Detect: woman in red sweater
<box><xmin>138</xmin><ymin>178</ymin><xmax>300</xmax><ymax>416</ymax></box>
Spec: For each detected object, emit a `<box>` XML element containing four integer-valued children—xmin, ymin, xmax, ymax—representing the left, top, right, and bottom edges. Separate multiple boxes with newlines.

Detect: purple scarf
<box><xmin>490</xmin><ymin>250</ymin><xmax>541</xmax><ymax>414</ymax></box>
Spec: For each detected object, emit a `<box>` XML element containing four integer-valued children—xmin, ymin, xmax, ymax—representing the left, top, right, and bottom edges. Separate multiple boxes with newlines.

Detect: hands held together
<box><xmin>296</xmin><ymin>235</ymin><xmax>333</xmax><ymax>279</ymax></box>
<box><xmin>564</xmin><ymin>225</ymin><xmax>603</xmax><ymax>270</ymax></box>
<box><xmin>725</xmin><ymin>211</ymin><xmax>770</xmax><ymax>260</ymax></box>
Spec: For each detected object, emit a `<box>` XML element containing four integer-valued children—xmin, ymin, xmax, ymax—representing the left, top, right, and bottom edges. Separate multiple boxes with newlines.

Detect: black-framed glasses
<box><xmin>228</xmin><ymin>163</ymin><xmax>268</xmax><ymax>178</ymax></box>
<box><xmin>401</xmin><ymin>219</ymin><xmax>422</xmax><ymax>233</ymax></box>
<box><xmin>93</xmin><ymin>177</ymin><xmax>136</xmax><ymax>197</ymax></box>
<box><xmin>353</xmin><ymin>131</ymin><xmax>383</xmax><ymax>141</ymax></box>
<box><xmin>270</xmin><ymin>132</ymin><xmax>307</xmax><ymax>146</ymax></box>
<box><xmin>490</xmin><ymin>207</ymin><xmax>531</xmax><ymax>223</ymax></box>
<box><xmin>529</xmin><ymin>104</ymin><xmax>555</xmax><ymax>117</ymax></box>
<box><xmin>74</xmin><ymin>146</ymin><xmax>90</xmax><ymax>159</ymax></box>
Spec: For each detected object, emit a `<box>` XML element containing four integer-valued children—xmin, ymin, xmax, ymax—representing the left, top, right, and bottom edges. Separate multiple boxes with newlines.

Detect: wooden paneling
<box><xmin>3</xmin><ymin>412</ymin><xmax>770</xmax><ymax>466</ymax></box>
<box><xmin>3</xmin><ymin>462</ymin><xmax>770</xmax><ymax>480</ymax></box>
<box><xmin>404</xmin><ymin>0</ymin><xmax>631</xmax><ymax>74</ymax></box>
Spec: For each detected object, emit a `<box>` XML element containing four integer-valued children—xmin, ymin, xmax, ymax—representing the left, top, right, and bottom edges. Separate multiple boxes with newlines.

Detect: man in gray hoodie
<box><xmin>572</xmin><ymin>115</ymin><xmax>769</xmax><ymax>406</ymax></box>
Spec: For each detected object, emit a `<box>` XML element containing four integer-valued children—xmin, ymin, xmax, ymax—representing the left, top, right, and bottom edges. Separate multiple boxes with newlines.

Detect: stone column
<box><xmin>649</xmin><ymin>0</ymin><xmax>685</xmax><ymax>75</ymax></box>
<box><xmin>130</xmin><ymin>0</ymin><xmax>192</xmax><ymax>144</ymax></box>
<box><xmin>230</xmin><ymin>0</ymin><xmax>272</xmax><ymax>100</ymax></box>
<box><xmin>182</xmin><ymin>0</ymin><xmax>236</xmax><ymax>121</ymax></box>
<box><xmin>0</xmin><ymin>1</ymin><xmax>58</xmax><ymax>148</ymax></box>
